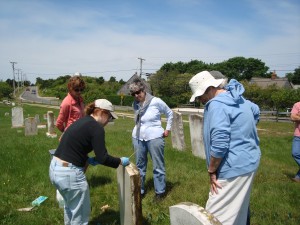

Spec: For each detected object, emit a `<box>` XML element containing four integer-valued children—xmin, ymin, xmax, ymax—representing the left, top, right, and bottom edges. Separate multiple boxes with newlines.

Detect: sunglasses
<box><xmin>131</xmin><ymin>90</ymin><xmax>142</xmax><ymax>96</ymax></box>
<box><xmin>102</xmin><ymin>110</ymin><xmax>113</xmax><ymax>120</ymax></box>
<box><xmin>74</xmin><ymin>88</ymin><xmax>84</xmax><ymax>92</ymax></box>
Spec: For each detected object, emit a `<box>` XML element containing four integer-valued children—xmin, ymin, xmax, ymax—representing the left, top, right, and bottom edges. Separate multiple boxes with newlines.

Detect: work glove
<box><xmin>87</xmin><ymin>157</ymin><xmax>100</xmax><ymax>166</ymax></box>
<box><xmin>120</xmin><ymin>157</ymin><xmax>130</xmax><ymax>166</ymax></box>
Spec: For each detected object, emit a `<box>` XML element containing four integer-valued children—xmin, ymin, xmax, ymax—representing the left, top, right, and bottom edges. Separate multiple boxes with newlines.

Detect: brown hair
<box><xmin>67</xmin><ymin>76</ymin><xmax>86</xmax><ymax>92</ymax></box>
<box><xmin>85</xmin><ymin>102</ymin><xmax>105</xmax><ymax>116</ymax></box>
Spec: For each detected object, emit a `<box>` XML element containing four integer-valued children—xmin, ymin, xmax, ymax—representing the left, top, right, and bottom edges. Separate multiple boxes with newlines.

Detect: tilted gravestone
<box><xmin>189</xmin><ymin>114</ymin><xmax>205</xmax><ymax>159</ymax></box>
<box><xmin>24</xmin><ymin>117</ymin><xmax>38</xmax><ymax>136</ymax></box>
<box><xmin>46</xmin><ymin>111</ymin><xmax>57</xmax><ymax>138</ymax></box>
<box><xmin>117</xmin><ymin>163</ymin><xmax>142</xmax><ymax>225</ymax></box>
<box><xmin>170</xmin><ymin>202</ymin><xmax>222</xmax><ymax>225</ymax></box>
<box><xmin>171</xmin><ymin>111</ymin><xmax>186</xmax><ymax>151</ymax></box>
<box><xmin>12</xmin><ymin>107</ymin><xmax>24</xmax><ymax>128</ymax></box>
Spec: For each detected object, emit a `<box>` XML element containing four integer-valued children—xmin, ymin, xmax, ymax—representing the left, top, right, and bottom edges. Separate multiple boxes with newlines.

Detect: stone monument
<box><xmin>170</xmin><ymin>202</ymin><xmax>222</xmax><ymax>225</ymax></box>
<box><xmin>171</xmin><ymin>111</ymin><xmax>186</xmax><ymax>151</ymax></box>
<box><xmin>12</xmin><ymin>106</ymin><xmax>24</xmax><ymax>128</ymax></box>
<box><xmin>117</xmin><ymin>163</ymin><xmax>142</xmax><ymax>225</ymax></box>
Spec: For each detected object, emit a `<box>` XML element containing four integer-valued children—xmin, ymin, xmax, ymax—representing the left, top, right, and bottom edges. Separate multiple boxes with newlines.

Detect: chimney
<box><xmin>271</xmin><ymin>70</ymin><xmax>277</xmax><ymax>80</ymax></box>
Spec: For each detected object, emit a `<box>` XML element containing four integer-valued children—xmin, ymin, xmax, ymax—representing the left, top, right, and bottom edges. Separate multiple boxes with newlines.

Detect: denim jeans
<box><xmin>132</xmin><ymin>137</ymin><xmax>165</xmax><ymax>194</ymax></box>
<box><xmin>292</xmin><ymin>136</ymin><xmax>300</xmax><ymax>178</ymax></box>
<box><xmin>49</xmin><ymin>158</ymin><xmax>90</xmax><ymax>225</ymax></box>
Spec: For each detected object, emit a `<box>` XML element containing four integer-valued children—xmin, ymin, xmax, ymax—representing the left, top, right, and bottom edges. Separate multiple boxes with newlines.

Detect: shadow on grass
<box><xmin>144</xmin><ymin>178</ymin><xmax>180</xmax><ymax>196</ymax></box>
<box><xmin>89</xmin><ymin>175</ymin><xmax>113</xmax><ymax>188</ymax></box>
<box><xmin>89</xmin><ymin>209</ymin><xmax>151</xmax><ymax>225</ymax></box>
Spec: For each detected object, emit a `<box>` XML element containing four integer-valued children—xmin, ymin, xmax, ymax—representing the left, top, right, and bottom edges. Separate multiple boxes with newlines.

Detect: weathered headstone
<box><xmin>11</xmin><ymin>107</ymin><xmax>24</xmax><ymax>128</ymax></box>
<box><xmin>169</xmin><ymin>202</ymin><xmax>222</xmax><ymax>225</ymax></box>
<box><xmin>24</xmin><ymin>117</ymin><xmax>38</xmax><ymax>136</ymax></box>
<box><xmin>189</xmin><ymin>114</ymin><xmax>205</xmax><ymax>159</ymax></box>
<box><xmin>46</xmin><ymin>111</ymin><xmax>57</xmax><ymax>138</ymax></box>
<box><xmin>34</xmin><ymin>114</ymin><xmax>40</xmax><ymax>124</ymax></box>
<box><xmin>117</xmin><ymin>163</ymin><xmax>142</xmax><ymax>225</ymax></box>
<box><xmin>171</xmin><ymin>111</ymin><xmax>186</xmax><ymax>151</ymax></box>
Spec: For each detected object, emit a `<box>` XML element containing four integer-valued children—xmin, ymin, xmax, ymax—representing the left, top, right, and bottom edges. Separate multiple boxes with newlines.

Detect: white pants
<box><xmin>206</xmin><ymin>171</ymin><xmax>256</xmax><ymax>225</ymax></box>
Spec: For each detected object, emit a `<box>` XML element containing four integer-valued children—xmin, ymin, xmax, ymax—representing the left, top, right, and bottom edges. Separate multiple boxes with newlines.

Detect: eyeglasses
<box><xmin>74</xmin><ymin>88</ymin><xmax>84</xmax><ymax>92</ymax></box>
<box><xmin>131</xmin><ymin>90</ymin><xmax>142</xmax><ymax>96</ymax></box>
<box><xmin>102</xmin><ymin>110</ymin><xmax>113</xmax><ymax>120</ymax></box>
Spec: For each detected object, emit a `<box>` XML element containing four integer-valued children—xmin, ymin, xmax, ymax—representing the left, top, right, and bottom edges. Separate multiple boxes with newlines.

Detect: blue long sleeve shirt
<box><xmin>203</xmin><ymin>79</ymin><xmax>261</xmax><ymax>179</ymax></box>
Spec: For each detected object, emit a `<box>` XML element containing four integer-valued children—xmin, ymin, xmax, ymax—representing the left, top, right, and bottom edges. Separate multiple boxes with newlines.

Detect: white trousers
<box><xmin>206</xmin><ymin>171</ymin><xmax>256</xmax><ymax>225</ymax></box>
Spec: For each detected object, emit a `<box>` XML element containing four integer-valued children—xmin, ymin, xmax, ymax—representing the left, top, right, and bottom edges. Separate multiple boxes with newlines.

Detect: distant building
<box><xmin>250</xmin><ymin>71</ymin><xmax>293</xmax><ymax>89</ymax></box>
<box><xmin>117</xmin><ymin>73</ymin><xmax>152</xmax><ymax>95</ymax></box>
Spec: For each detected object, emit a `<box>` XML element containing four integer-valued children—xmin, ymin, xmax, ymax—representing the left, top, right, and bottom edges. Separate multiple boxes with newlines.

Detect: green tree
<box><xmin>214</xmin><ymin>57</ymin><xmax>269</xmax><ymax>80</ymax></box>
<box><xmin>0</xmin><ymin>82</ymin><xmax>13</xmax><ymax>99</ymax></box>
<box><xmin>286</xmin><ymin>66</ymin><xmax>300</xmax><ymax>84</ymax></box>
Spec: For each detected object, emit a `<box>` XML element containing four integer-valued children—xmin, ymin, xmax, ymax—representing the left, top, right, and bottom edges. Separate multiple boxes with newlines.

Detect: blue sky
<box><xmin>0</xmin><ymin>0</ymin><xmax>299</xmax><ymax>83</ymax></box>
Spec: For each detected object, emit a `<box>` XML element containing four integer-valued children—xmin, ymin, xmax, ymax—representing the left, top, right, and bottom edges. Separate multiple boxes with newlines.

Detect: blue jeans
<box><xmin>49</xmin><ymin>158</ymin><xmax>90</xmax><ymax>225</ymax></box>
<box><xmin>132</xmin><ymin>137</ymin><xmax>166</xmax><ymax>194</ymax></box>
<box><xmin>292</xmin><ymin>136</ymin><xmax>300</xmax><ymax>178</ymax></box>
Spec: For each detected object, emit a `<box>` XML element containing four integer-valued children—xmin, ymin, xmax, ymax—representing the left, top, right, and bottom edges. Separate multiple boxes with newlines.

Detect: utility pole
<box><xmin>16</xmin><ymin>68</ymin><xmax>21</xmax><ymax>91</ymax></box>
<box><xmin>10</xmin><ymin>61</ymin><xmax>17</xmax><ymax>97</ymax></box>
<box><xmin>138</xmin><ymin>57</ymin><xmax>145</xmax><ymax>78</ymax></box>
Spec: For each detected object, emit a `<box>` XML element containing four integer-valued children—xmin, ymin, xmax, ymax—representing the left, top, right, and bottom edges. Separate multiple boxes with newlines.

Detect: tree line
<box><xmin>1</xmin><ymin>56</ymin><xmax>299</xmax><ymax>110</ymax></box>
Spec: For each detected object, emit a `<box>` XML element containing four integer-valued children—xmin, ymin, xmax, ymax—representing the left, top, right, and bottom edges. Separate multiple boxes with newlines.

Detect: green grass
<box><xmin>0</xmin><ymin>104</ymin><xmax>299</xmax><ymax>225</ymax></box>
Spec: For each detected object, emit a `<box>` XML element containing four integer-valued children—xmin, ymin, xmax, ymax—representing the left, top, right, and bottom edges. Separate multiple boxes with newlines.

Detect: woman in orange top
<box><xmin>56</xmin><ymin>74</ymin><xmax>85</xmax><ymax>133</ymax></box>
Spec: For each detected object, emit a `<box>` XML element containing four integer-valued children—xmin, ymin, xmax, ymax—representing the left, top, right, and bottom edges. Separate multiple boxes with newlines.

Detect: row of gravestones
<box><xmin>171</xmin><ymin>111</ymin><xmax>206</xmax><ymax>159</ymax></box>
<box><xmin>11</xmin><ymin>106</ymin><xmax>57</xmax><ymax>138</ymax></box>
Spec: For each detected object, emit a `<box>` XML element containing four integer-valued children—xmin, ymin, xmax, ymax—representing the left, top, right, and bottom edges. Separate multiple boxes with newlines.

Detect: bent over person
<box><xmin>49</xmin><ymin>99</ymin><xmax>130</xmax><ymax>224</ymax></box>
<box><xmin>189</xmin><ymin>71</ymin><xmax>261</xmax><ymax>225</ymax></box>
<box><xmin>130</xmin><ymin>79</ymin><xmax>173</xmax><ymax>200</ymax></box>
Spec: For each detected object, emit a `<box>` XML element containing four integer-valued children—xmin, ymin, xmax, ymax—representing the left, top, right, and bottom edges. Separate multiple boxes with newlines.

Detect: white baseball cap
<box><xmin>95</xmin><ymin>99</ymin><xmax>118</xmax><ymax>119</ymax></box>
<box><xmin>189</xmin><ymin>71</ymin><xmax>225</xmax><ymax>102</ymax></box>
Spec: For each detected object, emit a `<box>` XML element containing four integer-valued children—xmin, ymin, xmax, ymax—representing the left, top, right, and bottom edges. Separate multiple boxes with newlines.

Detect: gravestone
<box><xmin>117</xmin><ymin>163</ymin><xmax>142</xmax><ymax>225</ymax></box>
<box><xmin>189</xmin><ymin>114</ymin><xmax>205</xmax><ymax>159</ymax></box>
<box><xmin>46</xmin><ymin>111</ymin><xmax>57</xmax><ymax>138</ymax></box>
<box><xmin>12</xmin><ymin>107</ymin><xmax>24</xmax><ymax>128</ymax></box>
<box><xmin>171</xmin><ymin>111</ymin><xmax>186</xmax><ymax>151</ymax></box>
<box><xmin>34</xmin><ymin>114</ymin><xmax>40</xmax><ymax>124</ymax></box>
<box><xmin>4</xmin><ymin>112</ymin><xmax>9</xmax><ymax>116</ymax></box>
<box><xmin>169</xmin><ymin>202</ymin><xmax>222</xmax><ymax>225</ymax></box>
<box><xmin>24</xmin><ymin>117</ymin><xmax>38</xmax><ymax>136</ymax></box>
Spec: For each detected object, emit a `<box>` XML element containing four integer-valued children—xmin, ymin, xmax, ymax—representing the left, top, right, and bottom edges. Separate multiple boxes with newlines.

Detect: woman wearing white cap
<box><xmin>189</xmin><ymin>71</ymin><xmax>261</xmax><ymax>225</ymax></box>
<box><xmin>49</xmin><ymin>99</ymin><xmax>130</xmax><ymax>225</ymax></box>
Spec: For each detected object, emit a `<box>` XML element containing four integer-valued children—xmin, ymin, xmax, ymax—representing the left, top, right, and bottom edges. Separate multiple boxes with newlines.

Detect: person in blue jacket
<box><xmin>189</xmin><ymin>71</ymin><xmax>261</xmax><ymax>225</ymax></box>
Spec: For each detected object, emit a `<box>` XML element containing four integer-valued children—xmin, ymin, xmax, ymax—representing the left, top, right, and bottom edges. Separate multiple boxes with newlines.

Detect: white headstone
<box><xmin>189</xmin><ymin>114</ymin><xmax>205</xmax><ymax>159</ymax></box>
<box><xmin>24</xmin><ymin>117</ymin><xmax>38</xmax><ymax>136</ymax></box>
<box><xmin>171</xmin><ymin>111</ymin><xmax>186</xmax><ymax>151</ymax></box>
<box><xmin>170</xmin><ymin>202</ymin><xmax>222</xmax><ymax>225</ymax></box>
<box><xmin>12</xmin><ymin>107</ymin><xmax>24</xmax><ymax>128</ymax></box>
<box><xmin>117</xmin><ymin>163</ymin><xmax>142</xmax><ymax>225</ymax></box>
<box><xmin>46</xmin><ymin>111</ymin><xmax>57</xmax><ymax>138</ymax></box>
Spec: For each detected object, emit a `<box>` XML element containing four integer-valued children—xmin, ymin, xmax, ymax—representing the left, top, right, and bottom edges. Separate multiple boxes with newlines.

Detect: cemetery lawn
<box><xmin>0</xmin><ymin>103</ymin><xmax>299</xmax><ymax>225</ymax></box>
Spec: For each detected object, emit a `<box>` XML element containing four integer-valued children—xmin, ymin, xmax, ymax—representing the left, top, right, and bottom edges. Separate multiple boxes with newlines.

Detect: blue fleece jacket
<box><xmin>203</xmin><ymin>79</ymin><xmax>261</xmax><ymax>179</ymax></box>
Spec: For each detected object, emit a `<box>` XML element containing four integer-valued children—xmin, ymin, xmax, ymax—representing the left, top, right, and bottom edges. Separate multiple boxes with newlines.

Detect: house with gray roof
<box><xmin>117</xmin><ymin>73</ymin><xmax>152</xmax><ymax>95</ymax></box>
<box><xmin>250</xmin><ymin>72</ymin><xmax>293</xmax><ymax>89</ymax></box>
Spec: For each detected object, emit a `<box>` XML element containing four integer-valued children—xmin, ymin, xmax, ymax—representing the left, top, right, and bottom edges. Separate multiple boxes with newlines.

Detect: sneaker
<box><xmin>154</xmin><ymin>192</ymin><xmax>166</xmax><ymax>202</ymax></box>
<box><xmin>292</xmin><ymin>177</ymin><xmax>300</xmax><ymax>183</ymax></box>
